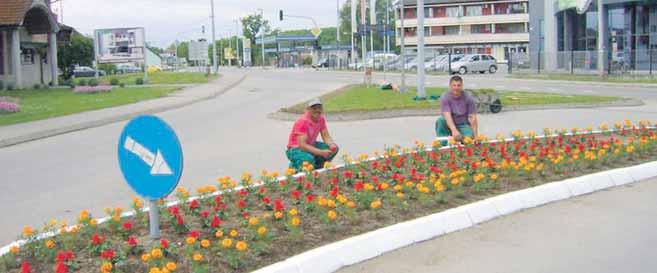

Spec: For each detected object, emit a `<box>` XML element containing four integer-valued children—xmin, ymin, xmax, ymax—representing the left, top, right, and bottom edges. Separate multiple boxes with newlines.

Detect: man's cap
<box><xmin>307</xmin><ymin>98</ymin><xmax>322</xmax><ymax>107</ymax></box>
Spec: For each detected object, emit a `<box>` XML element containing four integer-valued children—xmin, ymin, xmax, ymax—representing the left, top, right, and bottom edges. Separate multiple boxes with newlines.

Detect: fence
<box><xmin>509</xmin><ymin>49</ymin><xmax>657</xmax><ymax>76</ymax></box>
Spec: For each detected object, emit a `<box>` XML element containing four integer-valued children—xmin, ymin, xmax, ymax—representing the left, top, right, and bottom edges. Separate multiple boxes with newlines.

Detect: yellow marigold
<box><xmin>236</xmin><ymin>241</ymin><xmax>248</xmax><ymax>252</ymax></box>
<box><xmin>149</xmin><ymin>267</ymin><xmax>161</xmax><ymax>273</ymax></box>
<box><xmin>185</xmin><ymin>236</ymin><xmax>196</xmax><ymax>245</ymax></box>
<box><xmin>221</xmin><ymin>238</ymin><xmax>233</xmax><ymax>249</ymax></box>
<box><xmin>327</xmin><ymin>210</ymin><xmax>337</xmax><ymax>220</ymax></box>
<box><xmin>490</xmin><ymin>173</ymin><xmax>499</xmax><ymax>181</ymax></box>
<box><xmin>215</xmin><ymin>230</ymin><xmax>224</xmax><ymax>238</ymax></box>
<box><xmin>327</xmin><ymin>199</ymin><xmax>337</xmax><ymax>209</ymax></box>
<box><xmin>364</xmin><ymin>183</ymin><xmax>375</xmax><ymax>191</ymax></box>
<box><xmin>274</xmin><ymin>211</ymin><xmax>284</xmax><ymax>219</ymax></box>
<box><xmin>346</xmin><ymin>201</ymin><xmax>356</xmax><ymax>209</ymax></box>
<box><xmin>161</xmin><ymin>268</ymin><xmax>170</xmax><ymax>273</ymax></box>
<box><xmin>285</xmin><ymin>168</ymin><xmax>296</xmax><ymax>176</ymax></box>
<box><xmin>317</xmin><ymin>197</ymin><xmax>328</xmax><ymax>207</ymax></box>
<box><xmin>396</xmin><ymin>192</ymin><xmax>405</xmax><ymax>199</ymax></box>
<box><xmin>336</xmin><ymin>194</ymin><xmax>348</xmax><ymax>204</ymax></box>
<box><xmin>393</xmin><ymin>185</ymin><xmax>403</xmax><ymax>191</ymax></box>
<box><xmin>379</xmin><ymin>183</ymin><xmax>389</xmax><ymax>190</ymax></box>
<box><xmin>141</xmin><ymin>253</ymin><xmax>151</xmax><ymax>262</ymax></box>
<box><xmin>405</xmin><ymin>181</ymin><xmax>414</xmax><ymax>188</ymax></box>
<box><xmin>22</xmin><ymin>226</ymin><xmax>33</xmax><ymax>237</ymax></box>
<box><xmin>9</xmin><ymin>245</ymin><xmax>19</xmax><ymax>254</ymax></box>
<box><xmin>290</xmin><ymin>217</ymin><xmax>301</xmax><ymax>227</ymax></box>
<box><xmin>200</xmin><ymin>239</ymin><xmax>211</xmax><ymax>248</ymax></box>
<box><xmin>370</xmin><ymin>200</ymin><xmax>382</xmax><ymax>209</ymax></box>
<box><xmin>166</xmin><ymin>262</ymin><xmax>177</xmax><ymax>271</ymax></box>
<box><xmin>45</xmin><ymin>240</ymin><xmax>55</xmax><ymax>249</ymax></box>
<box><xmin>79</xmin><ymin>210</ymin><xmax>90</xmax><ymax>222</ymax></box>
<box><xmin>257</xmin><ymin>226</ymin><xmax>268</xmax><ymax>236</ymax></box>
<box><xmin>288</xmin><ymin>208</ymin><xmax>298</xmax><ymax>217</ymax></box>
<box><xmin>101</xmin><ymin>262</ymin><xmax>113</xmax><ymax>272</ymax></box>
<box><xmin>192</xmin><ymin>252</ymin><xmax>203</xmax><ymax>262</ymax></box>
<box><xmin>90</xmin><ymin>219</ymin><xmax>98</xmax><ymax>227</ymax></box>
<box><xmin>133</xmin><ymin>197</ymin><xmax>143</xmax><ymax>209</ymax></box>
<box><xmin>229</xmin><ymin>229</ymin><xmax>238</xmax><ymax>237</ymax></box>
<box><xmin>248</xmin><ymin>217</ymin><xmax>259</xmax><ymax>226</ymax></box>
<box><xmin>151</xmin><ymin>248</ymin><xmax>163</xmax><ymax>259</ymax></box>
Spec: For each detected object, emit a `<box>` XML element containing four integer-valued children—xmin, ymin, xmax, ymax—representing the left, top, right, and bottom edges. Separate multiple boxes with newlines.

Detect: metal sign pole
<box><xmin>148</xmin><ymin>199</ymin><xmax>160</xmax><ymax>240</ymax></box>
<box><xmin>142</xmin><ymin>29</ymin><xmax>148</xmax><ymax>83</ymax></box>
<box><xmin>400</xmin><ymin>2</ymin><xmax>406</xmax><ymax>92</ymax></box>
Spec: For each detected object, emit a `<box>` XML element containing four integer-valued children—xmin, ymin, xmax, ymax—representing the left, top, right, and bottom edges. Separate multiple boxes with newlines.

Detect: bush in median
<box><xmin>73</xmin><ymin>85</ymin><xmax>113</xmax><ymax>94</ymax></box>
<box><xmin>0</xmin><ymin>101</ymin><xmax>19</xmax><ymax>114</ymax></box>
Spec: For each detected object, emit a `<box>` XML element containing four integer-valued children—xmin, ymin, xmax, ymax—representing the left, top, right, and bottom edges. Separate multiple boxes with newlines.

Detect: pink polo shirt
<box><xmin>287</xmin><ymin>112</ymin><xmax>327</xmax><ymax>149</ymax></box>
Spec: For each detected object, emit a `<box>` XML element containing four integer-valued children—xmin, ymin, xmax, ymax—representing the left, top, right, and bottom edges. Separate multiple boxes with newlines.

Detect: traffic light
<box><xmin>279</xmin><ymin>10</ymin><xmax>284</xmax><ymax>21</ymax></box>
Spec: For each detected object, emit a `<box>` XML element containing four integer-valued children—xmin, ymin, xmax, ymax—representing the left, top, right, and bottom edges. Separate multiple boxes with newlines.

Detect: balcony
<box><xmin>397</xmin><ymin>13</ymin><xmax>529</xmax><ymax>27</ymax></box>
<box><xmin>398</xmin><ymin>32</ymin><xmax>529</xmax><ymax>46</ymax></box>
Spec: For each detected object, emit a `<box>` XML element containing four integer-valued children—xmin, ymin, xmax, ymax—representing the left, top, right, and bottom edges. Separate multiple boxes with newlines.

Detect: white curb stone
<box><xmin>251</xmin><ymin>261</ymin><xmax>299</xmax><ymax>273</ymax></box>
<box><xmin>563</xmin><ymin>176</ymin><xmax>595</xmax><ymax>197</ymax></box>
<box><xmin>367</xmin><ymin>222</ymin><xmax>416</xmax><ymax>254</ymax></box>
<box><xmin>514</xmin><ymin>186</ymin><xmax>547</xmax><ymax>208</ymax></box>
<box><xmin>488</xmin><ymin>191</ymin><xmax>527</xmax><ymax>216</ymax></box>
<box><xmin>339</xmin><ymin>232</ymin><xmax>383</xmax><ymax>266</ymax></box>
<box><xmin>441</xmin><ymin>207</ymin><xmax>474</xmax><ymax>234</ymax></box>
<box><xmin>289</xmin><ymin>241</ymin><xmax>346</xmax><ymax>273</ymax></box>
<box><xmin>404</xmin><ymin>212</ymin><xmax>447</xmax><ymax>243</ymax></box>
<box><xmin>532</xmin><ymin>181</ymin><xmax>573</xmax><ymax>203</ymax></box>
<box><xmin>461</xmin><ymin>199</ymin><xmax>500</xmax><ymax>225</ymax></box>
<box><xmin>607</xmin><ymin>168</ymin><xmax>636</xmax><ymax>186</ymax></box>
<box><xmin>628</xmin><ymin>162</ymin><xmax>657</xmax><ymax>182</ymax></box>
<box><xmin>588</xmin><ymin>172</ymin><xmax>616</xmax><ymax>192</ymax></box>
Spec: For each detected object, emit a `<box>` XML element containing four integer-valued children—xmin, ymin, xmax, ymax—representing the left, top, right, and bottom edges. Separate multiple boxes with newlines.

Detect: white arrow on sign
<box><xmin>123</xmin><ymin>136</ymin><xmax>173</xmax><ymax>175</ymax></box>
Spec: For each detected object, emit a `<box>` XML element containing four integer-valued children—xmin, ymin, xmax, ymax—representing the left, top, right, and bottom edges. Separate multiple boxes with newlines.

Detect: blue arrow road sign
<box><xmin>118</xmin><ymin>115</ymin><xmax>183</xmax><ymax>200</ymax></box>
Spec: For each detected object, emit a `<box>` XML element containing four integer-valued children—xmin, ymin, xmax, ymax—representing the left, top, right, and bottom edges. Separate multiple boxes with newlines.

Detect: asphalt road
<box><xmin>0</xmin><ymin>68</ymin><xmax>655</xmax><ymax>246</ymax></box>
<box><xmin>338</xmin><ymin>178</ymin><xmax>657</xmax><ymax>273</ymax></box>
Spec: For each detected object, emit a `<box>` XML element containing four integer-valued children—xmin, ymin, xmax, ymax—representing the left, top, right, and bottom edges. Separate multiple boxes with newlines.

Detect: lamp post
<box><xmin>210</xmin><ymin>0</ymin><xmax>218</xmax><ymax>74</ymax></box>
<box><xmin>258</xmin><ymin>8</ymin><xmax>265</xmax><ymax>69</ymax></box>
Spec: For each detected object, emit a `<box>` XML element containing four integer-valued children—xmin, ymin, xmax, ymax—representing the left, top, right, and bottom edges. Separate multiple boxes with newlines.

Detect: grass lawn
<box><xmin>74</xmin><ymin>72</ymin><xmax>219</xmax><ymax>86</ymax></box>
<box><xmin>282</xmin><ymin>85</ymin><xmax>621</xmax><ymax>114</ymax></box>
<box><xmin>508</xmin><ymin>73</ymin><xmax>657</xmax><ymax>84</ymax></box>
<box><xmin>0</xmin><ymin>86</ymin><xmax>180</xmax><ymax>126</ymax></box>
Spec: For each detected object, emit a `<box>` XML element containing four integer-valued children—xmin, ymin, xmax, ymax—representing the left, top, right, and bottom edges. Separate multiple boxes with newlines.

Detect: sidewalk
<box><xmin>0</xmin><ymin>73</ymin><xmax>247</xmax><ymax>148</ymax></box>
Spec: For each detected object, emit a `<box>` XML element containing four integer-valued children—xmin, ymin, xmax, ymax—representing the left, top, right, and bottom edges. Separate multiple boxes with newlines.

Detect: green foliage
<box><xmin>77</xmin><ymin>79</ymin><xmax>87</xmax><ymax>86</ymax></box>
<box><xmin>98</xmin><ymin>63</ymin><xmax>117</xmax><ymax>75</ymax></box>
<box><xmin>241</xmin><ymin>14</ymin><xmax>271</xmax><ymax>64</ymax></box>
<box><xmin>110</xmin><ymin>78</ymin><xmax>120</xmax><ymax>86</ymax></box>
<box><xmin>58</xmin><ymin>34</ymin><xmax>94</xmax><ymax>79</ymax></box>
<box><xmin>88</xmin><ymin>79</ymin><xmax>99</xmax><ymax>87</ymax></box>
<box><xmin>339</xmin><ymin>0</ymin><xmax>398</xmax><ymax>53</ymax></box>
<box><xmin>33</xmin><ymin>84</ymin><xmax>42</xmax><ymax>89</ymax></box>
<box><xmin>119</xmin><ymin>82</ymin><xmax>125</xmax><ymax>88</ymax></box>
<box><xmin>0</xmin><ymin>80</ymin><xmax>4</xmax><ymax>90</ymax></box>
<box><xmin>135</xmin><ymin>78</ymin><xmax>144</xmax><ymax>85</ymax></box>
<box><xmin>303</xmin><ymin>56</ymin><xmax>313</xmax><ymax>66</ymax></box>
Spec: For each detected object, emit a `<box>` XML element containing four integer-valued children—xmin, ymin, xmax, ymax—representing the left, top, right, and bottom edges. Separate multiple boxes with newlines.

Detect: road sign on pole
<box><xmin>118</xmin><ymin>115</ymin><xmax>183</xmax><ymax>240</ymax></box>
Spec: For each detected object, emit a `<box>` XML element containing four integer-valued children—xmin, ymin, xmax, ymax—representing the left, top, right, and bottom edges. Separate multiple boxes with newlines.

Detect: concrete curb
<box><xmin>251</xmin><ymin>161</ymin><xmax>655</xmax><ymax>273</ymax></box>
<box><xmin>505</xmin><ymin>76</ymin><xmax>657</xmax><ymax>89</ymax></box>
<box><xmin>0</xmin><ymin>75</ymin><xmax>247</xmax><ymax>148</ymax></box>
<box><xmin>269</xmin><ymin>98</ymin><xmax>643</xmax><ymax>122</ymax></box>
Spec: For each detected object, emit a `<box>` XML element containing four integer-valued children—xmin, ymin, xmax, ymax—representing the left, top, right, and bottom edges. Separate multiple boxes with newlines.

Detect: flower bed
<box><xmin>0</xmin><ymin>97</ymin><xmax>20</xmax><ymax>114</ymax></box>
<box><xmin>2</xmin><ymin>121</ymin><xmax>657</xmax><ymax>273</ymax></box>
<box><xmin>73</xmin><ymin>86</ymin><xmax>113</xmax><ymax>94</ymax></box>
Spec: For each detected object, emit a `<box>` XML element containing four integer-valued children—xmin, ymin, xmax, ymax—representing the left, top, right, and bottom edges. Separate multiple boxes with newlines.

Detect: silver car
<box><xmin>450</xmin><ymin>54</ymin><xmax>498</xmax><ymax>75</ymax></box>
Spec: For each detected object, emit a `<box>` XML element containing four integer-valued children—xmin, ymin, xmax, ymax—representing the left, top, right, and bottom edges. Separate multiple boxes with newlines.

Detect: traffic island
<box><xmin>1</xmin><ymin>122</ymin><xmax>657</xmax><ymax>273</ymax></box>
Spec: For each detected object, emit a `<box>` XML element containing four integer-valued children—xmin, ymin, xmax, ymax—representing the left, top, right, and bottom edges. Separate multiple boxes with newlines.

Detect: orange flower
<box><xmin>221</xmin><ymin>238</ymin><xmax>233</xmax><ymax>248</ymax></box>
<box><xmin>257</xmin><ymin>226</ymin><xmax>267</xmax><ymax>236</ymax></box>
<box><xmin>235</xmin><ymin>241</ymin><xmax>248</xmax><ymax>252</ymax></box>
<box><xmin>229</xmin><ymin>229</ymin><xmax>238</xmax><ymax>237</ymax></box>
<box><xmin>370</xmin><ymin>200</ymin><xmax>382</xmax><ymax>209</ymax></box>
<box><xmin>185</xmin><ymin>236</ymin><xmax>196</xmax><ymax>245</ymax></box>
<box><xmin>327</xmin><ymin>210</ymin><xmax>337</xmax><ymax>221</ymax></box>
<box><xmin>166</xmin><ymin>262</ymin><xmax>177</xmax><ymax>271</ymax></box>
<box><xmin>45</xmin><ymin>240</ymin><xmax>56</xmax><ymax>249</ymax></box>
<box><xmin>150</xmin><ymin>248</ymin><xmax>163</xmax><ymax>259</ymax></box>
<box><xmin>215</xmin><ymin>230</ymin><xmax>224</xmax><ymax>238</ymax></box>
<box><xmin>9</xmin><ymin>245</ymin><xmax>19</xmax><ymax>254</ymax></box>
<box><xmin>141</xmin><ymin>254</ymin><xmax>151</xmax><ymax>262</ymax></box>
<box><xmin>192</xmin><ymin>252</ymin><xmax>203</xmax><ymax>262</ymax></box>
<box><xmin>200</xmin><ymin>239</ymin><xmax>211</xmax><ymax>248</ymax></box>
<box><xmin>346</xmin><ymin>201</ymin><xmax>356</xmax><ymax>209</ymax></box>
<box><xmin>248</xmin><ymin>217</ymin><xmax>259</xmax><ymax>226</ymax></box>
<box><xmin>290</xmin><ymin>217</ymin><xmax>301</xmax><ymax>226</ymax></box>
<box><xmin>22</xmin><ymin>226</ymin><xmax>34</xmax><ymax>237</ymax></box>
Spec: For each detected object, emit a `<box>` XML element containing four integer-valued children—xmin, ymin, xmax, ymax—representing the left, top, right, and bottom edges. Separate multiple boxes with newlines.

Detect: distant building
<box><xmin>0</xmin><ymin>0</ymin><xmax>61</xmax><ymax>89</ymax></box>
<box><xmin>396</xmin><ymin>0</ymin><xmax>529</xmax><ymax>60</ymax></box>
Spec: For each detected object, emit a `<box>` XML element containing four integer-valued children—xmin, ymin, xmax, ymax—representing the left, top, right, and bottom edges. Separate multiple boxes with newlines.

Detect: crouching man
<box><xmin>435</xmin><ymin>75</ymin><xmax>478</xmax><ymax>144</ymax></box>
<box><xmin>286</xmin><ymin>98</ymin><xmax>339</xmax><ymax>170</ymax></box>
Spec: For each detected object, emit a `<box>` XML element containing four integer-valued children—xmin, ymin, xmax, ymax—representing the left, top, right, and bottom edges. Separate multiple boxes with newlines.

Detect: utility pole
<box><xmin>235</xmin><ymin>19</ymin><xmax>241</xmax><ymax>67</ymax></box>
<box><xmin>228</xmin><ymin>31</ymin><xmax>233</xmax><ymax>66</ymax></box>
<box><xmin>361</xmin><ymin>0</ymin><xmax>367</xmax><ymax>83</ymax></box>
<box><xmin>416</xmin><ymin>0</ymin><xmax>426</xmax><ymax>98</ymax></box>
<box><xmin>369</xmin><ymin>0</ymin><xmax>375</xmax><ymax>64</ymax></box>
<box><xmin>259</xmin><ymin>9</ymin><xmax>265</xmax><ymax>69</ymax></box>
<box><xmin>210</xmin><ymin>0</ymin><xmax>218</xmax><ymax>74</ymax></box>
<box><xmin>399</xmin><ymin>1</ymin><xmax>406</xmax><ymax>92</ymax></box>
<box><xmin>351</xmin><ymin>0</ymin><xmax>357</xmax><ymax>68</ymax></box>
<box><xmin>337</xmin><ymin>0</ymin><xmax>341</xmax><ymax>70</ymax></box>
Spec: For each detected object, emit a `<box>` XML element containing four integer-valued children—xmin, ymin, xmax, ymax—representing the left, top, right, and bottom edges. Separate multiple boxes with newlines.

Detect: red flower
<box><xmin>237</xmin><ymin>199</ymin><xmax>246</xmax><ymax>209</ymax></box>
<box><xmin>55</xmin><ymin>262</ymin><xmax>68</xmax><ymax>273</ymax></box>
<box><xmin>466</xmin><ymin>147</ymin><xmax>474</xmax><ymax>157</ymax></box>
<box><xmin>329</xmin><ymin>177</ymin><xmax>339</xmax><ymax>185</ymax></box>
<box><xmin>305</xmin><ymin>194</ymin><xmax>315</xmax><ymax>202</ymax></box>
<box><xmin>127</xmin><ymin>236</ymin><xmax>138</xmax><ymax>247</ymax></box>
<box><xmin>160</xmin><ymin>239</ymin><xmax>169</xmax><ymax>249</ymax></box>
<box><xmin>211</xmin><ymin>216</ymin><xmax>222</xmax><ymax>228</ymax></box>
<box><xmin>279</xmin><ymin>179</ymin><xmax>287</xmax><ymax>187</ymax></box>
<box><xmin>91</xmin><ymin>234</ymin><xmax>104</xmax><ymax>246</ymax></box>
<box><xmin>21</xmin><ymin>261</ymin><xmax>30</xmax><ymax>273</ymax></box>
<box><xmin>371</xmin><ymin>175</ymin><xmax>379</xmax><ymax>183</ymax></box>
<box><xmin>241</xmin><ymin>211</ymin><xmax>250</xmax><ymax>218</ymax></box>
<box><xmin>471</xmin><ymin>162</ymin><xmax>478</xmax><ymax>170</ymax></box>
<box><xmin>291</xmin><ymin>190</ymin><xmax>302</xmax><ymax>200</ymax></box>
<box><xmin>274</xmin><ymin>199</ymin><xmax>285</xmax><ymax>211</ymax></box>
<box><xmin>169</xmin><ymin>206</ymin><xmax>180</xmax><ymax>215</ymax></box>
<box><xmin>56</xmin><ymin>251</ymin><xmax>74</xmax><ymax>263</ymax></box>
<box><xmin>354</xmin><ymin>181</ymin><xmax>364</xmax><ymax>192</ymax></box>
<box><xmin>258</xmin><ymin>187</ymin><xmax>266</xmax><ymax>194</ymax></box>
<box><xmin>304</xmin><ymin>182</ymin><xmax>313</xmax><ymax>190</ymax></box>
<box><xmin>343</xmin><ymin>170</ymin><xmax>353</xmax><ymax>179</ymax></box>
<box><xmin>329</xmin><ymin>186</ymin><xmax>339</xmax><ymax>197</ymax></box>
<box><xmin>188</xmin><ymin>230</ymin><xmax>200</xmax><ymax>238</ymax></box>
<box><xmin>100</xmin><ymin>249</ymin><xmax>115</xmax><ymax>260</ymax></box>
<box><xmin>200</xmin><ymin>210</ymin><xmax>210</xmax><ymax>219</ymax></box>
<box><xmin>189</xmin><ymin>200</ymin><xmax>199</xmax><ymax>210</ymax></box>
<box><xmin>122</xmin><ymin>221</ymin><xmax>133</xmax><ymax>231</ymax></box>
<box><xmin>214</xmin><ymin>196</ymin><xmax>222</xmax><ymax>206</ymax></box>
<box><xmin>262</xmin><ymin>196</ymin><xmax>271</xmax><ymax>204</ymax></box>
<box><xmin>175</xmin><ymin>214</ymin><xmax>184</xmax><ymax>226</ymax></box>
<box><xmin>239</xmin><ymin>189</ymin><xmax>249</xmax><ymax>197</ymax></box>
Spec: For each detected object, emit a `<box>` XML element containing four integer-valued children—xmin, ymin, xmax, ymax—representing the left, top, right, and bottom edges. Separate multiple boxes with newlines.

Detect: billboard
<box><xmin>94</xmin><ymin>28</ymin><xmax>145</xmax><ymax>64</ymax></box>
<box><xmin>224</xmin><ymin>48</ymin><xmax>235</xmax><ymax>60</ymax></box>
<box><xmin>188</xmin><ymin>39</ymin><xmax>209</xmax><ymax>62</ymax></box>
<box><xmin>242</xmin><ymin>38</ymin><xmax>252</xmax><ymax>66</ymax></box>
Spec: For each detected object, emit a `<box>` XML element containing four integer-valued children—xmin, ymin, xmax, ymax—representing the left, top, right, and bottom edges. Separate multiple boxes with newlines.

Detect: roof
<box><xmin>0</xmin><ymin>0</ymin><xmax>32</xmax><ymax>26</ymax></box>
<box><xmin>401</xmin><ymin>0</ymin><xmax>522</xmax><ymax>6</ymax></box>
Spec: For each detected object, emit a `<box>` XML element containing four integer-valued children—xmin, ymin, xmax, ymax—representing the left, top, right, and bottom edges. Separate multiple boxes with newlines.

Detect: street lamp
<box><xmin>258</xmin><ymin>8</ymin><xmax>265</xmax><ymax>69</ymax></box>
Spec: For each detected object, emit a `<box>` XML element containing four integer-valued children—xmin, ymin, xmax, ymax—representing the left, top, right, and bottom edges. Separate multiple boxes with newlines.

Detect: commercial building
<box><xmin>396</xmin><ymin>0</ymin><xmax>530</xmax><ymax>61</ymax></box>
<box><xmin>530</xmin><ymin>0</ymin><xmax>657</xmax><ymax>72</ymax></box>
<box><xmin>0</xmin><ymin>0</ymin><xmax>60</xmax><ymax>89</ymax></box>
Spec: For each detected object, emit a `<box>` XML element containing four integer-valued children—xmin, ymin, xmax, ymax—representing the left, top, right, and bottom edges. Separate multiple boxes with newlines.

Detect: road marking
<box><xmin>124</xmin><ymin>136</ymin><xmax>173</xmax><ymax>175</ymax></box>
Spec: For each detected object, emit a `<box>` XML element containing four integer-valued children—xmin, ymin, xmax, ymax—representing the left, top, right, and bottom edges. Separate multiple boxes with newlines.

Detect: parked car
<box><xmin>450</xmin><ymin>54</ymin><xmax>498</xmax><ymax>75</ymax></box>
<box><xmin>73</xmin><ymin>66</ymin><xmax>104</xmax><ymax>78</ymax></box>
<box><xmin>434</xmin><ymin>54</ymin><xmax>464</xmax><ymax>72</ymax></box>
<box><xmin>312</xmin><ymin>58</ymin><xmax>329</xmax><ymax>68</ymax></box>
<box><xmin>116</xmin><ymin>64</ymin><xmax>142</xmax><ymax>74</ymax></box>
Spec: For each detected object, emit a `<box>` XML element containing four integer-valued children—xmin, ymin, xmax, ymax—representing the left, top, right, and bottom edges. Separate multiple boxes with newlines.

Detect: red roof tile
<box><xmin>0</xmin><ymin>0</ymin><xmax>33</xmax><ymax>26</ymax></box>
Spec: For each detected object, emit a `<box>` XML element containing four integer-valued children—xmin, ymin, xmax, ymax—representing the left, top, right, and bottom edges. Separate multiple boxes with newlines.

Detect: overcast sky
<box><xmin>55</xmin><ymin>0</ymin><xmax>346</xmax><ymax>48</ymax></box>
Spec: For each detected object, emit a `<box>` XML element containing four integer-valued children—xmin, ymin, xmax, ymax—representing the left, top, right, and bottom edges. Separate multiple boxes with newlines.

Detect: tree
<box><xmin>167</xmin><ymin>41</ymin><xmax>189</xmax><ymax>62</ymax></box>
<box><xmin>241</xmin><ymin>14</ymin><xmax>271</xmax><ymax>65</ymax></box>
<box><xmin>58</xmin><ymin>33</ymin><xmax>93</xmax><ymax>79</ymax></box>
<box><xmin>339</xmin><ymin>0</ymin><xmax>398</xmax><ymax>56</ymax></box>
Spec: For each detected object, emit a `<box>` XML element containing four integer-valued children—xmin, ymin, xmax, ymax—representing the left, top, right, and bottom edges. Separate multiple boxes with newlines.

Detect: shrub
<box><xmin>303</xmin><ymin>56</ymin><xmax>313</xmax><ymax>66</ymax></box>
<box><xmin>73</xmin><ymin>85</ymin><xmax>113</xmax><ymax>94</ymax></box>
<box><xmin>77</xmin><ymin>79</ymin><xmax>87</xmax><ymax>86</ymax></box>
<box><xmin>63</xmin><ymin>79</ymin><xmax>74</xmax><ymax>87</ymax></box>
<box><xmin>0</xmin><ymin>80</ymin><xmax>4</xmax><ymax>90</ymax></box>
<box><xmin>110</xmin><ymin>78</ymin><xmax>120</xmax><ymax>86</ymax></box>
<box><xmin>6</xmin><ymin>84</ymin><xmax>14</xmax><ymax>91</ymax></box>
<box><xmin>0</xmin><ymin>101</ymin><xmax>20</xmax><ymax>114</ymax></box>
<box><xmin>135</xmin><ymin>78</ymin><xmax>144</xmax><ymax>85</ymax></box>
<box><xmin>33</xmin><ymin>84</ymin><xmax>42</xmax><ymax>89</ymax></box>
<box><xmin>119</xmin><ymin>83</ymin><xmax>125</xmax><ymax>88</ymax></box>
<box><xmin>88</xmin><ymin>79</ymin><xmax>99</xmax><ymax>87</ymax></box>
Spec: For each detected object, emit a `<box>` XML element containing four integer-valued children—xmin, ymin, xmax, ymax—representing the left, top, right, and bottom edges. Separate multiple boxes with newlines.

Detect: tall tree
<box><xmin>241</xmin><ymin>14</ymin><xmax>271</xmax><ymax>65</ymax></box>
<box><xmin>57</xmin><ymin>34</ymin><xmax>93</xmax><ymax>79</ymax></box>
<box><xmin>339</xmin><ymin>0</ymin><xmax>398</xmax><ymax>55</ymax></box>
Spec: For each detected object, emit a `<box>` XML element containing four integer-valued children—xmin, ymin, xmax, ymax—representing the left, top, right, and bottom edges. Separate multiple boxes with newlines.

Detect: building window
<box><xmin>465</xmin><ymin>5</ymin><xmax>483</xmax><ymax>16</ymax></box>
<box><xmin>21</xmin><ymin>48</ymin><xmax>35</xmax><ymax>65</ymax></box>
<box><xmin>431</xmin><ymin>26</ymin><xmax>443</xmax><ymax>36</ymax></box>
<box><xmin>404</xmin><ymin>27</ymin><xmax>417</xmax><ymax>37</ymax></box>
<box><xmin>494</xmin><ymin>3</ymin><xmax>509</xmax><ymax>14</ymax></box>
<box><xmin>496</xmin><ymin>23</ymin><xmax>526</xmax><ymax>33</ymax></box>
<box><xmin>509</xmin><ymin>3</ymin><xmax>526</xmax><ymax>14</ymax></box>
<box><xmin>434</xmin><ymin>7</ymin><xmax>446</xmax><ymax>18</ymax></box>
<box><xmin>424</xmin><ymin>27</ymin><xmax>431</xmax><ymax>36</ymax></box>
<box><xmin>446</xmin><ymin>6</ymin><xmax>459</xmax><ymax>17</ymax></box>
<box><xmin>424</xmin><ymin>7</ymin><xmax>432</xmax><ymax>18</ymax></box>
<box><xmin>404</xmin><ymin>8</ymin><xmax>416</xmax><ymax>19</ymax></box>
<box><xmin>471</xmin><ymin>24</ymin><xmax>492</xmax><ymax>34</ymax></box>
<box><xmin>444</xmin><ymin>25</ymin><xmax>460</xmax><ymax>35</ymax></box>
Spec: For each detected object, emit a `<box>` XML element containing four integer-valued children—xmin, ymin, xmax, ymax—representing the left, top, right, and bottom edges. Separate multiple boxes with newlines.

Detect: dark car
<box><xmin>73</xmin><ymin>66</ymin><xmax>105</xmax><ymax>78</ymax></box>
<box><xmin>312</xmin><ymin>58</ymin><xmax>329</xmax><ymax>68</ymax></box>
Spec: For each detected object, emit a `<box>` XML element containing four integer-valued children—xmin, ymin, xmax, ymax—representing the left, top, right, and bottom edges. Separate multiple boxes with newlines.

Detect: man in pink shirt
<box><xmin>286</xmin><ymin>98</ymin><xmax>339</xmax><ymax>170</ymax></box>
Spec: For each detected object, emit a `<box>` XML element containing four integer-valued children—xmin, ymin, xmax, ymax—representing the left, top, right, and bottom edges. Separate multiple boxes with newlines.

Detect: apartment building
<box><xmin>396</xmin><ymin>0</ymin><xmax>529</xmax><ymax>61</ymax></box>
